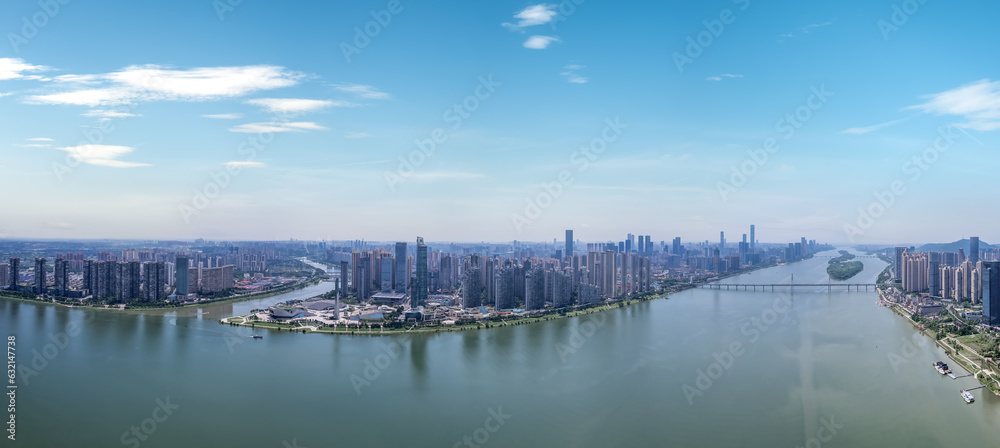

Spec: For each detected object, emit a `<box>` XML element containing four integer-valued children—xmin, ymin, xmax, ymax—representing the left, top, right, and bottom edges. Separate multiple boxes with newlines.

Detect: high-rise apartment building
<box><xmin>34</xmin><ymin>257</ymin><xmax>46</xmax><ymax>294</ymax></box>
<box><xmin>982</xmin><ymin>261</ymin><xmax>1000</xmax><ymax>326</ymax></box>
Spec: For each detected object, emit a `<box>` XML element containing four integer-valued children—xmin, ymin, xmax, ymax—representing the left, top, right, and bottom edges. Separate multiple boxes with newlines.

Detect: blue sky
<box><xmin>1</xmin><ymin>0</ymin><xmax>998</xmax><ymax>245</ymax></box>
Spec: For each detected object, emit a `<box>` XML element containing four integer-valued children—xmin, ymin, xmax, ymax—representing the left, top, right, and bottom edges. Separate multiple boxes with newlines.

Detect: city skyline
<box><xmin>2</xmin><ymin>1</ymin><xmax>998</xmax><ymax>243</ymax></box>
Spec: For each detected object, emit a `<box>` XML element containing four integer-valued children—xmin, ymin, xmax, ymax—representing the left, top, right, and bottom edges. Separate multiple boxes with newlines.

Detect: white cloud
<box><xmin>503</xmin><ymin>4</ymin><xmax>558</xmax><ymax>30</ymax></box>
<box><xmin>841</xmin><ymin>119</ymin><xmax>906</xmax><ymax>135</ymax></box>
<box><xmin>26</xmin><ymin>64</ymin><xmax>303</xmax><ymax>106</ymax></box>
<box><xmin>560</xmin><ymin>65</ymin><xmax>587</xmax><ymax>84</ymax></box>
<box><xmin>202</xmin><ymin>113</ymin><xmax>243</xmax><ymax>119</ymax></box>
<box><xmin>16</xmin><ymin>144</ymin><xmax>51</xmax><ymax>148</ymax></box>
<box><xmin>0</xmin><ymin>58</ymin><xmax>48</xmax><ymax>80</ymax></box>
<box><xmin>344</xmin><ymin>132</ymin><xmax>371</xmax><ymax>139</ymax></box>
<box><xmin>228</xmin><ymin>122</ymin><xmax>328</xmax><ymax>133</ymax></box>
<box><xmin>706</xmin><ymin>74</ymin><xmax>743</xmax><ymax>81</ymax></box>
<box><xmin>82</xmin><ymin>109</ymin><xmax>139</xmax><ymax>118</ymax></box>
<box><xmin>27</xmin><ymin>137</ymin><xmax>53</xmax><ymax>141</ymax></box>
<box><xmin>55</xmin><ymin>145</ymin><xmax>151</xmax><ymax>168</ymax></box>
<box><xmin>801</xmin><ymin>20</ymin><xmax>835</xmax><ymax>33</ymax></box>
<box><xmin>909</xmin><ymin>79</ymin><xmax>1000</xmax><ymax>131</ymax></box>
<box><xmin>224</xmin><ymin>161</ymin><xmax>265</xmax><ymax>168</ymax></box>
<box><xmin>333</xmin><ymin>84</ymin><xmax>390</xmax><ymax>99</ymax></box>
<box><xmin>246</xmin><ymin>98</ymin><xmax>348</xmax><ymax>114</ymax></box>
<box><xmin>524</xmin><ymin>35</ymin><xmax>559</xmax><ymax>50</ymax></box>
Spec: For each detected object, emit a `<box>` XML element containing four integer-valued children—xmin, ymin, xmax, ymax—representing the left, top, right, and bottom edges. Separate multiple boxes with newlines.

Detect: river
<box><xmin>3</xmin><ymin>248</ymin><xmax>997</xmax><ymax>447</ymax></box>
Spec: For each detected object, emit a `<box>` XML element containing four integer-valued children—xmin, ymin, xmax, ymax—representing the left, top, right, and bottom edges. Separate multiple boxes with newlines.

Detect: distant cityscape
<box><xmin>0</xmin><ymin>225</ymin><xmax>830</xmax><ymax>321</ymax></box>
<box><xmin>882</xmin><ymin>237</ymin><xmax>1000</xmax><ymax>327</ymax></box>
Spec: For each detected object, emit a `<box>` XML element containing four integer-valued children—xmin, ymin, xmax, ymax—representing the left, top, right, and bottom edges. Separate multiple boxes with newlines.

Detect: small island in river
<box><xmin>827</xmin><ymin>250</ymin><xmax>864</xmax><ymax>280</ymax></box>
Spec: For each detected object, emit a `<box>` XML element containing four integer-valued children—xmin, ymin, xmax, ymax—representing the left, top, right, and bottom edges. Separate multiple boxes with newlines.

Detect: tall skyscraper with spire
<box><xmin>413</xmin><ymin>237</ymin><xmax>427</xmax><ymax>308</ymax></box>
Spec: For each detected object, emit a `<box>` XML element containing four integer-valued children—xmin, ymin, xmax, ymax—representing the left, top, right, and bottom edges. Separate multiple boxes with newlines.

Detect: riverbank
<box><xmin>0</xmin><ymin>277</ymin><xmax>324</xmax><ymax>313</ymax></box>
<box><xmin>220</xmin><ymin>259</ymin><xmax>794</xmax><ymax>336</ymax></box>
<box><xmin>879</xmin><ymin>289</ymin><xmax>1000</xmax><ymax>396</ymax></box>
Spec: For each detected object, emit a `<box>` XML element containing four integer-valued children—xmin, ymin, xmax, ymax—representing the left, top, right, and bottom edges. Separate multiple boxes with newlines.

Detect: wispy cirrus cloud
<box><xmin>909</xmin><ymin>79</ymin><xmax>1000</xmax><ymax>131</ymax></box>
<box><xmin>841</xmin><ymin>119</ymin><xmax>906</xmax><ymax>135</ymax></box>
<box><xmin>561</xmin><ymin>65</ymin><xmax>587</xmax><ymax>84</ymax></box>
<box><xmin>228</xmin><ymin>122</ymin><xmax>328</xmax><ymax>133</ymax></box>
<box><xmin>26</xmin><ymin>64</ymin><xmax>303</xmax><ymax>107</ymax></box>
<box><xmin>778</xmin><ymin>19</ymin><xmax>835</xmax><ymax>40</ymax></box>
<box><xmin>27</xmin><ymin>137</ymin><xmax>53</xmax><ymax>142</ymax></box>
<box><xmin>344</xmin><ymin>132</ymin><xmax>371</xmax><ymax>139</ymax></box>
<box><xmin>333</xmin><ymin>84</ymin><xmax>390</xmax><ymax>99</ymax></box>
<box><xmin>706</xmin><ymin>74</ymin><xmax>743</xmax><ymax>82</ymax></box>
<box><xmin>502</xmin><ymin>4</ymin><xmax>558</xmax><ymax>31</ymax></box>
<box><xmin>246</xmin><ymin>98</ymin><xmax>350</xmax><ymax>114</ymax></box>
<box><xmin>82</xmin><ymin>109</ymin><xmax>139</xmax><ymax>118</ymax></box>
<box><xmin>202</xmin><ymin>113</ymin><xmax>243</xmax><ymax>119</ymax></box>
<box><xmin>0</xmin><ymin>58</ymin><xmax>49</xmax><ymax>80</ymax></box>
<box><xmin>524</xmin><ymin>35</ymin><xmax>559</xmax><ymax>50</ymax></box>
<box><xmin>55</xmin><ymin>145</ymin><xmax>151</xmax><ymax>168</ymax></box>
<box><xmin>224</xmin><ymin>161</ymin><xmax>266</xmax><ymax>168</ymax></box>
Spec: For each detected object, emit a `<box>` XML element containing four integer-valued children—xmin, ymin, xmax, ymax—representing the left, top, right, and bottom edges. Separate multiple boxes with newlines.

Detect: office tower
<box><xmin>394</xmin><ymin>242</ymin><xmax>407</xmax><ymax>293</ymax></box>
<box><xmin>625</xmin><ymin>235</ymin><xmax>633</xmax><ymax>254</ymax></box>
<box><xmin>672</xmin><ymin>237</ymin><xmax>682</xmax><ymax>255</ymax></box>
<box><xmin>638</xmin><ymin>236</ymin><xmax>645</xmax><ymax>257</ymax></box>
<box><xmin>176</xmin><ymin>256</ymin><xmax>190</xmax><ymax>296</ymax></box>
<box><xmin>357</xmin><ymin>255</ymin><xmax>370</xmax><ymax>301</ymax></box>
<box><xmin>339</xmin><ymin>260</ymin><xmax>349</xmax><ymax>292</ymax></box>
<box><xmin>750</xmin><ymin>225</ymin><xmax>755</xmax><ymax>251</ymax></box>
<box><xmin>462</xmin><ymin>266</ymin><xmax>482</xmax><ymax>309</ymax></box>
<box><xmin>54</xmin><ymin>258</ymin><xmax>69</xmax><ymax>296</ymax></box>
<box><xmin>720</xmin><ymin>232</ymin><xmax>725</xmax><ymax>251</ymax></box>
<box><xmin>982</xmin><ymin>261</ymin><xmax>1000</xmax><ymax>326</ymax></box>
<box><xmin>34</xmin><ymin>257</ymin><xmax>46</xmax><ymax>294</ymax></box>
<box><xmin>565</xmin><ymin>230</ymin><xmax>573</xmax><ymax>258</ymax></box>
<box><xmin>970</xmin><ymin>237</ymin><xmax>980</xmax><ymax>264</ymax></box>
<box><xmin>143</xmin><ymin>262</ymin><xmax>166</xmax><ymax>302</ymax></box>
<box><xmin>380</xmin><ymin>258</ymin><xmax>393</xmax><ymax>293</ymax></box>
<box><xmin>928</xmin><ymin>259</ymin><xmax>941</xmax><ymax>297</ymax></box>
<box><xmin>414</xmin><ymin>237</ymin><xmax>427</xmax><ymax>308</ymax></box>
<box><xmin>893</xmin><ymin>247</ymin><xmax>905</xmax><ymax>280</ymax></box>
<box><xmin>0</xmin><ymin>263</ymin><xmax>7</xmax><ymax>288</ymax></box>
<box><xmin>644</xmin><ymin>235</ymin><xmax>651</xmax><ymax>256</ymax></box>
